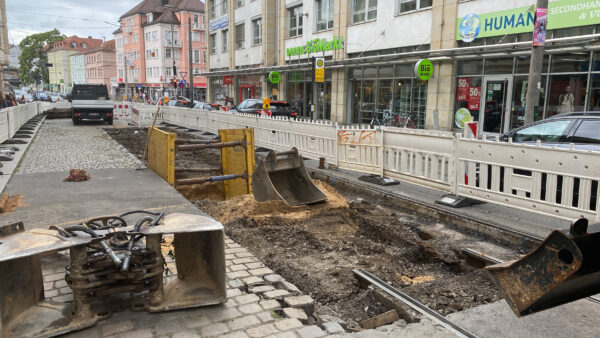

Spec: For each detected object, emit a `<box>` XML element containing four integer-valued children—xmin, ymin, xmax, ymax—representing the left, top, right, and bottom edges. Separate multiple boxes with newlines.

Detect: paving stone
<box><xmin>43</xmin><ymin>282</ymin><xmax>53</xmax><ymax>290</ymax></box>
<box><xmin>239</xmin><ymin>303</ymin><xmax>263</xmax><ymax>314</ymax></box>
<box><xmin>54</xmin><ymin>279</ymin><xmax>68</xmax><ymax>288</ymax></box>
<box><xmin>267</xmin><ymin>332</ymin><xmax>299</xmax><ymax>338</ymax></box>
<box><xmin>230</xmin><ymin>264</ymin><xmax>248</xmax><ymax>271</ymax></box>
<box><xmin>274</xmin><ymin>318</ymin><xmax>303</xmax><ymax>331</ymax></box>
<box><xmin>228</xmin><ymin>271</ymin><xmax>251</xmax><ymax>279</ymax></box>
<box><xmin>228</xmin><ymin>315</ymin><xmax>261</xmax><ymax>331</ymax></box>
<box><xmin>242</xmin><ymin>276</ymin><xmax>265</xmax><ymax>286</ymax></box>
<box><xmin>171</xmin><ymin>331</ymin><xmax>201</xmax><ymax>338</ymax></box>
<box><xmin>280</xmin><ymin>281</ymin><xmax>300</xmax><ymax>293</ymax></box>
<box><xmin>100</xmin><ymin>320</ymin><xmax>134</xmax><ymax>336</ymax></box>
<box><xmin>264</xmin><ymin>274</ymin><xmax>283</xmax><ymax>284</ymax></box>
<box><xmin>282</xmin><ymin>308</ymin><xmax>307</xmax><ymax>322</ymax></box>
<box><xmin>283</xmin><ymin>295</ymin><xmax>313</xmax><ymax>307</ymax></box>
<box><xmin>154</xmin><ymin>319</ymin><xmax>185</xmax><ymax>335</ymax></box>
<box><xmin>228</xmin><ymin>288</ymin><xmax>243</xmax><ymax>297</ymax></box>
<box><xmin>234</xmin><ymin>294</ymin><xmax>261</xmax><ymax>305</ymax></box>
<box><xmin>235</xmin><ymin>252</ymin><xmax>254</xmax><ymax>258</ymax></box>
<box><xmin>205</xmin><ymin>307</ymin><xmax>243</xmax><ymax>322</ymax></box>
<box><xmin>60</xmin><ymin>287</ymin><xmax>73</xmax><ymax>294</ymax></box>
<box><xmin>249</xmin><ymin>285</ymin><xmax>275</xmax><ymax>294</ymax></box>
<box><xmin>257</xmin><ymin>311</ymin><xmax>277</xmax><ymax>323</ymax></box>
<box><xmin>234</xmin><ymin>257</ymin><xmax>260</xmax><ymax>264</ymax></box>
<box><xmin>250</xmin><ymin>268</ymin><xmax>274</xmax><ymax>276</ymax></box>
<box><xmin>52</xmin><ymin>294</ymin><xmax>73</xmax><ymax>303</ymax></box>
<box><xmin>45</xmin><ymin>289</ymin><xmax>59</xmax><ymax>298</ymax></box>
<box><xmin>264</xmin><ymin>290</ymin><xmax>290</xmax><ymax>299</ymax></box>
<box><xmin>259</xmin><ymin>300</ymin><xmax>281</xmax><ymax>311</ymax></box>
<box><xmin>183</xmin><ymin>316</ymin><xmax>211</xmax><ymax>329</ymax></box>
<box><xmin>119</xmin><ymin>328</ymin><xmax>154</xmax><ymax>338</ymax></box>
<box><xmin>221</xmin><ymin>331</ymin><xmax>250</xmax><ymax>338</ymax></box>
<box><xmin>296</xmin><ymin>325</ymin><xmax>326</xmax><ymax>338</ymax></box>
<box><xmin>226</xmin><ymin>254</ymin><xmax>237</xmax><ymax>260</ymax></box>
<box><xmin>228</xmin><ymin>243</ymin><xmax>242</xmax><ymax>248</ymax></box>
<box><xmin>200</xmin><ymin>323</ymin><xmax>230</xmax><ymax>337</ymax></box>
<box><xmin>245</xmin><ymin>262</ymin><xmax>265</xmax><ymax>269</ymax></box>
<box><xmin>226</xmin><ymin>247</ymin><xmax>248</xmax><ymax>254</ymax></box>
<box><xmin>246</xmin><ymin>324</ymin><xmax>279</xmax><ymax>337</ymax></box>
<box><xmin>322</xmin><ymin>322</ymin><xmax>344</xmax><ymax>334</ymax></box>
<box><xmin>229</xmin><ymin>279</ymin><xmax>244</xmax><ymax>289</ymax></box>
<box><xmin>43</xmin><ymin>273</ymin><xmax>64</xmax><ymax>282</ymax></box>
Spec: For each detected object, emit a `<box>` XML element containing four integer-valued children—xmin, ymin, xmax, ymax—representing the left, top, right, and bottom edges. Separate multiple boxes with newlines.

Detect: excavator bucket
<box><xmin>252</xmin><ymin>148</ymin><xmax>327</xmax><ymax>206</ymax></box>
<box><xmin>486</xmin><ymin>218</ymin><xmax>600</xmax><ymax>317</ymax></box>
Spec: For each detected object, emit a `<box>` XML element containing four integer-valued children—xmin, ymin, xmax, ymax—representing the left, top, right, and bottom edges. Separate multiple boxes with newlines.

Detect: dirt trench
<box><xmin>106</xmin><ymin>127</ymin><xmax>502</xmax><ymax>327</ymax></box>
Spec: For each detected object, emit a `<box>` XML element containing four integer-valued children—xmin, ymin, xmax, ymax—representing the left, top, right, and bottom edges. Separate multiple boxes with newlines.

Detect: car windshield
<box><xmin>72</xmin><ymin>85</ymin><xmax>109</xmax><ymax>100</ymax></box>
<box><xmin>513</xmin><ymin>120</ymin><xmax>572</xmax><ymax>142</ymax></box>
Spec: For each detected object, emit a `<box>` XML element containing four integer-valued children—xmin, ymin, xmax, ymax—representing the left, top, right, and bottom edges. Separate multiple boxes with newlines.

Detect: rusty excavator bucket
<box><xmin>486</xmin><ymin>218</ymin><xmax>600</xmax><ymax>317</ymax></box>
<box><xmin>252</xmin><ymin>148</ymin><xmax>327</xmax><ymax>206</ymax></box>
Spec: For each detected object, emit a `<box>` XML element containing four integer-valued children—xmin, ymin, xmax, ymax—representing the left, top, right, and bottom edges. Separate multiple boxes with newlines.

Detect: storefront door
<box><xmin>481</xmin><ymin>76</ymin><xmax>512</xmax><ymax>134</ymax></box>
<box><xmin>240</xmin><ymin>85</ymin><xmax>253</xmax><ymax>101</ymax></box>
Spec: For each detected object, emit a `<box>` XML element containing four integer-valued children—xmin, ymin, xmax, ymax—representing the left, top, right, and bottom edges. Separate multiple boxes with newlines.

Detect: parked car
<box><xmin>70</xmin><ymin>84</ymin><xmax>114</xmax><ymax>125</ymax></box>
<box><xmin>232</xmin><ymin>99</ymin><xmax>297</xmax><ymax>118</ymax></box>
<box><xmin>499</xmin><ymin>111</ymin><xmax>600</xmax><ymax>151</ymax></box>
<box><xmin>192</xmin><ymin>101</ymin><xmax>219</xmax><ymax>111</ymax></box>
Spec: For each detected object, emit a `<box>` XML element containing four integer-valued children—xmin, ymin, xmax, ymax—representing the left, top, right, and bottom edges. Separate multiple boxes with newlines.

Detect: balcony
<box><xmin>193</xmin><ymin>23</ymin><xmax>203</xmax><ymax>31</ymax></box>
<box><xmin>164</xmin><ymin>39</ymin><xmax>182</xmax><ymax>47</ymax></box>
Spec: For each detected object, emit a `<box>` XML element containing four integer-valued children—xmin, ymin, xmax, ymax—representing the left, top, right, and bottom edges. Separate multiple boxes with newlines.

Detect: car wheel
<box><xmin>106</xmin><ymin>118</ymin><xmax>113</xmax><ymax>125</ymax></box>
<box><xmin>72</xmin><ymin>118</ymin><xmax>80</xmax><ymax>125</ymax></box>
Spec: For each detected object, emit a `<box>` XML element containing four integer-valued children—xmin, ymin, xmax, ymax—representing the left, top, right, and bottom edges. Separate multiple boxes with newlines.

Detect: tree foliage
<box><xmin>18</xmin><ymin>29</ymin><xmax>66</xmax><ymax>84</ymax></box>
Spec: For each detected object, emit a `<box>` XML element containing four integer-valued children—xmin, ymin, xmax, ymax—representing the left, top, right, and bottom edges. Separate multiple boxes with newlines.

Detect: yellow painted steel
<box><xmin>219</xmin><ymin>128</ymin><xmax>255</xmax><ymax>199</ymax></box>
<box><xmin>148</xmin><ymin>127</ymin><xmax>176</xmax><ymax>186</ymax></box>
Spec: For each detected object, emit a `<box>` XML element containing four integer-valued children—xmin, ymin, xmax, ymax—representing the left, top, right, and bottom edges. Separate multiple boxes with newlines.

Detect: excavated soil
<box><xmin>107</xmin><ymin>126</ymin><xmax>502</xmax><ymax>327</ymax></box>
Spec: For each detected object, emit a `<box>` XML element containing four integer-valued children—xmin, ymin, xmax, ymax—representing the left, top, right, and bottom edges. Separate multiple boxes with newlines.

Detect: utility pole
<box><xmin>188</xmin><ymin>17</ymin><xmax>193</xmax><ymax>101</ymax></box>
<box><xmin>524</xmin><ymin>0</ymin><xmax>548</xmax><ymax>124</ymax></box>
<box><xmin>123</xmin><ymin>53</ymin><xmax>128</xmax><ymax>101</ymax></box>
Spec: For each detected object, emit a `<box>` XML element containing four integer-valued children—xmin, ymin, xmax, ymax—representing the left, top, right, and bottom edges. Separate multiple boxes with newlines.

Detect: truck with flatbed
<box><xmin>69</xmin><ymin>84</ymin><xmax>114</xmax><ymax>125</ymax></box>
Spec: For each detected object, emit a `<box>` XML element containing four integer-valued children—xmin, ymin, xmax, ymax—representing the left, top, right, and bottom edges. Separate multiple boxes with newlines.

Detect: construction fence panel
<box><xmin>133</xmin><ymin>104</ymin><xmax>161</xmax><ymax>127</ymax></box>
<box><xmin>252</xmin><ymin>116</ymin><xmax>293</xmax><ymax>153</ymax></box>
<box><xmin>382</xmin><ymin>128</ymin><xmax>456</xmax><ymax>192</ymax></box>
<box><xmin>7</xmin><ymin>107</ymin><xmax>17</xmax><ymax>138</ymax></box>
<box><xmin>0</xmin><ymin>110</ymin><xmax>9</xmax><ymax>143</ymax></box>
<box><xmin>456</xmin><ymin>137</ymin><xmax>600</xmax><ymax>222</ymax></box>
<box><xmin>337</xmin><ymin>126</ymin><xmax>383</xmax><ymax>175</ymax></box>
<box><xmin>287</xmin><ymin>119</ymin><xmax>337</xmax><ymax>163</ymax></box>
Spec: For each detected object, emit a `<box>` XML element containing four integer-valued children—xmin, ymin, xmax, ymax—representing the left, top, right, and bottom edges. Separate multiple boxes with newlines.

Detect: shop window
<box><xmin>553</xmin><ymin>26</ymin><xmax>595</xmax><ymax>39</ymax></box>
<box><xmin>252</xmin><ymin>18</ymin><xmax>262</xmax><ymax>45</ymax></box>
<box><xmin>363</xmin><ymin>67</ymin><xmax>377</xmax><ymax>78</ymax></box>
<box><xmin>352</xmin><ymin>0</ymin><xmax>377</xmax><ymax>24</ymax></box>
<box><xmin>551</xmin><ymin>53</ymin><xmax>590</xmax><ymax>73</ymax></box>
<box><xmin>316</xmin><ymin>0</ymin><xmax>334</xmax><ymax>31</ymax></box>
<box><xmin>510</xmin><ymin>75</ymin><xmax>547</xmax><ymax>129</ymax></box>
<box><xmin>396</xmin><ymin>0</ymin><xmax>432</xmax><ymax>14</ymax></box>
<box><xmin>289</xmin><ymin>6</ymin><xmax>303</xmax><ymax>37</ymax></box>
<box><xmin>412</xmin><ymin>80</ymin><xmax>428</xmax><ymax>128</ymax></box>
<box><xmin>457</xmin><ymin>60</ymin><xmax>483</xmax><ymax>75</ymax></box>
<box><xmin>209</xmin><ymin>33</ymin><xmax>216</xmax><ymax>53</ymax></box>
<box><xmin>515</xmin><ymin>55</ymin><xmax>549</xmax><ymax>74</ymax></box>
<box><xmin>588</xmin><ymin>74</ymin><xmax>600</xmax><ymax>111</ymax></box>
<box><xmin>236</xmin><ymin>24</ymin><xmax>245</xmax><ymax>49</ymax></box>
<box><xmin>378</xmin><ymin>66</ymin><xmax>393</xmax><ymax>79</ymax></box>
<box><xmin>547</xmin><ymin>74</ymin><xmax>588</xmax><ymax>116</ymax></box>
<box><xmin>393</xmin><ymin>78</ymin><xmax>412</xmax><ymax>117</ymax></box>
<box><xmin>222</xmin><ymin>29</ymin><xmax>229</xmax><ymax>52</ymax></box>
<box><xmin>485</xmin><ymin>58</ymin><xmax>514</xmax><ymax>75</ymax></box>
<box><xmin>360</xmin><ymin>80</ymin><xmax>376</xmax><ymax>123</ymax></box>
<box><xmin>454</xmin><ymin>76</ymin><xmax>482</xmax><ymax>125</ymax></box>
<box><xmin>377</xmin><ymin>79</ymin><xmax>393</xmax><ymax>117</ymax></box>
<box><xmin>395</xmin><ymin>64</ymin><xmax>413</xmax><ymax>77</ymax></box>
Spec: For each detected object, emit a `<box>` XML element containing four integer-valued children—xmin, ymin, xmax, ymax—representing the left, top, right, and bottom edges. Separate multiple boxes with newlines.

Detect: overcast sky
<box><xmin>6</xmin><ymin>0</ymin><xmax>144</xmax><ymax>45</ymax></box>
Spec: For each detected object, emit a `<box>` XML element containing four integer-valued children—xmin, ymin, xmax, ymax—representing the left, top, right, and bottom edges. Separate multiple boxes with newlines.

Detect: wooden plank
<box><xmin>359</xmin><ymin>309</ymin><xmax>400</xmax><ymax>329</ymax></box>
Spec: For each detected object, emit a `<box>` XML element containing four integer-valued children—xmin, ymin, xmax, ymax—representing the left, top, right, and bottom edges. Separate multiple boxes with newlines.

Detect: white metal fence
<box><xmin>0</xmin><ymin>103</ymin><xmax>44</xmax><ymax>143</ymax></box>
<box><xmin>80</xmin><ymin>103</ymin><xmax>600</xmax><ymax>222</ymax></box>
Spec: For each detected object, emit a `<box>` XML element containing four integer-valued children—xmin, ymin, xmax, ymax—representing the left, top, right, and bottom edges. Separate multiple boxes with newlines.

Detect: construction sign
<box><xmin>314</xmin><ymin>57</ymin><xmax>325</xmax><ymax>83</ymax></box>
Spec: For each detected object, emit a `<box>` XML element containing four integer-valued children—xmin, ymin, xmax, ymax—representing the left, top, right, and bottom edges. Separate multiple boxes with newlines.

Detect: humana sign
<box><xmin>286</xmin><ymin>37</ymin><xmax>344</xmax><ymax>57</ymax></box>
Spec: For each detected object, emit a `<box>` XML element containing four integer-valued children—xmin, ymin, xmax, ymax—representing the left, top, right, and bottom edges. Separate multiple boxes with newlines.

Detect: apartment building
<box><xmin>84</xmin><ymin>40</ymin><xmax>117</xmax><ymax>97</ymax></box>
<box><xmin>70</xmin><ymin>53</ymin><xmax>87</xmax><ymax>86</ymax></box>
<box><xmin>0</xmin><ymin>0</ymin><xmax>8</xmax><ymax>98</ymax></box>
<box><xmin>48</xmin><ymin>36</ymin><xmax>103</xmax><ymax>93</ymax></box>
<box><xmin>205</xmin><ymin>0</ymin><xmax>600</xmax><ymax>133</ymax></box>
<box><xmin>114</xmin><ymin>0</ymin><xmax>207</xmax><ymax>101</ymax></box>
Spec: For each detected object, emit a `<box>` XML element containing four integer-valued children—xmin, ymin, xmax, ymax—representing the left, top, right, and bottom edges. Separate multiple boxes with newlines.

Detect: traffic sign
<box><xmin>180</xmin><ymin>72</ymin><xmax>187</xmax><ymax>79</ymax></box>
<box><xmin>179</xmin><ymin>79</ymin><xmax>187</xmax><ymax>88</ymax></box>
<box><xmin>314</xmin><ymin>57</ymin><xmax>325</xmax><ymax>83</ymax></box>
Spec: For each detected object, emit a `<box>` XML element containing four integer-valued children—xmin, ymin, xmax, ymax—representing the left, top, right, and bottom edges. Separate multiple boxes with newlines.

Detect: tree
<box><xmin>18</xmin><ymin>29</ymin><xmax>66</xmax><ymax>85</ymax></box>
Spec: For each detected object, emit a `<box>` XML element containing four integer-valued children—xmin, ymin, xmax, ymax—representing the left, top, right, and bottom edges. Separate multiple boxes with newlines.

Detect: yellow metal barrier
<box><xmin>219</xmin><ymin>128</ymin><xmax>255</xmax><ymax>199</ymax></box>
<box><xmin>147</xmin><ymin>127</ymin><xmax>175</xmax><ymax>186</ymax></box>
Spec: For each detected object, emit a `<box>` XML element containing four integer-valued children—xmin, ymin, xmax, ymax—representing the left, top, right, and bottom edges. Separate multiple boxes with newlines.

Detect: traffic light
<box><xmin>172</xmin><ymin>78</ymin><xmax>177</xmax><ymax>88</ymax></box>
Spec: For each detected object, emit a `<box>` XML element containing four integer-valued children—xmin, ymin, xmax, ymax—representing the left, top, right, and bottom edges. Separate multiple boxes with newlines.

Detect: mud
<box><xmin>107</xmin><ymin>126</ymin><xmax>504</xmax><ymax>328</ymax></box>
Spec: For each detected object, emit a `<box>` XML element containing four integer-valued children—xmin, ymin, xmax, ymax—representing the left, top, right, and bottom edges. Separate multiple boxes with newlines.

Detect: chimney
<box><xmin>161</xmin><ymin>0</ymin><xmax>168</xmax><ymax>6</ymax></box>
<box><xmin>88</xmin><ymin>36</ymin><xmax>92</xmax><ymax>39</ymax></box>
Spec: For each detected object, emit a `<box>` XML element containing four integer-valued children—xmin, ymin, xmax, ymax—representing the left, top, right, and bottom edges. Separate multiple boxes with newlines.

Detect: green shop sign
<box><xmin>286</xmin><ymin>37</ymin><xmax>344</xmax><ymax>57</ymax></box>
<box><xmin>457</xmin><ymin>0</ymin><xmax>600</xmax><ymax>42</ymax></box>
<box><xmin>414</xmin><ymin>59</ymin><xmax>433</xmax><ymax>81</ymax></box>
<box><xmin>269</xmin><ymin>71</ymin><xmax>281</xmax><ymax>84</ymax></box>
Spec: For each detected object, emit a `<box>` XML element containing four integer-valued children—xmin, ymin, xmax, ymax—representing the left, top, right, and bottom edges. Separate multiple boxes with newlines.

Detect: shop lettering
<box><xmin>286</xmin><ymin>37</ymin><xmax>344</xmax><ymax>57</ymax></box>
<box><xmin>550</xmin><ymin>1</ymin><xmax>600</xmax><ymax>15</ymax></box>
<box><xmin>484</xmin><ymin>12</ymin><xmax>535</xmax><ymax>32</ymax></box>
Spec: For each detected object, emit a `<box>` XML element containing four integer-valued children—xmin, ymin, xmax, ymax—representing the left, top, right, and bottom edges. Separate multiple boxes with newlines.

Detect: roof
<box><xmin>145</xmin><ymin>9</ymin><xmax>180</xmax><ymax>26</ymax></box>
<box><xmin>113</xmin><ymin>27</ymin><xmax>122</xmax><ymax>34</ymax></box>
<box><xmin>52</xmin><ymin>35</ymin><xmax>103</xmax><ymax>51</ymax></box>
<box><xmin>81</xmin><ymin>40</ymin><xmax>117</xmax><ymax>55</ymax></box>
<box><xmin>120</xmin><ymin>0</ymin><xmax>204</xmax><ymax>20</ymax></box>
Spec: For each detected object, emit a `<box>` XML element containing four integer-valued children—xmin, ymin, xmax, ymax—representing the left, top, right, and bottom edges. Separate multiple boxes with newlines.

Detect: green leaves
<box><xmin>18</xmin><ymin>29</ymin><xmax>66</xmax><ymax>84</ymax></box>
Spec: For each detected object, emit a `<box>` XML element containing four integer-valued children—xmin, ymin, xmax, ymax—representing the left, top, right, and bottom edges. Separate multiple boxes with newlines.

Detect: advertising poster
<box><xmin>533</xmin><ymin>8</ymin><xmax>548</xmax><ymax>47</ymax></box>
<box><xmin>468</xmin><ymin>86</ymin><xmax>481</xmax><ymax>110</ymax></box>
<box><xmin>457</xmin><ymin>78</ymin><xmax>470</xmax><ymax>101</ymax></box>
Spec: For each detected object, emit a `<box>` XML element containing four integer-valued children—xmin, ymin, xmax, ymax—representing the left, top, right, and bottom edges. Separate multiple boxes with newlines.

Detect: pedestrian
<box><xmin>20</xmin><ymin>95</ymin><xmax>26</xmax><ymax>104</ymax></box>
<box><xmin>4</xmin><ymin>94</ymin><xmax>13</xmax><ymax>107</ymax></box>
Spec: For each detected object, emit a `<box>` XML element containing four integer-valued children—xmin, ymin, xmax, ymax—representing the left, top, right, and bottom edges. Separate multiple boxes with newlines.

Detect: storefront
<box><xmin>286</xmin><ymin>70</ymin><xmax>332</xmax><ymax>120</ymax></box>
<box><xmin>349</xmin><ymin>65</ymin><xmax>427</xmax><ymax>128</ymax></box>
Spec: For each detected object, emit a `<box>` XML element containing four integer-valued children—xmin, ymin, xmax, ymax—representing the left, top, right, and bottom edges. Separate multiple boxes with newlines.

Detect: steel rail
<box><xmin>353</xmin><ymin>269</ymin><xmax>478</xmax><ymax>338</ymax></box>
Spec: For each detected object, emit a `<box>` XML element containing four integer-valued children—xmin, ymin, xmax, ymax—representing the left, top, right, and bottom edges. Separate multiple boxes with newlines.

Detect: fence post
<box><xmin>379</xmin><ymin>127</ymin><xmax>384</xmax><ymax>177</ymax></box>
<box><xmin>450</xmin><ymin>133</ymin><xmax>460</xmax><ymax>196</ymax></box>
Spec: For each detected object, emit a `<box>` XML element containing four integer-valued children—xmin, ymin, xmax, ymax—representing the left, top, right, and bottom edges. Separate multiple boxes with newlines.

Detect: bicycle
<box><xmin>389</xmin><ymin>113</ymin><xmax>416</xmax><ymax>128</ymax></box>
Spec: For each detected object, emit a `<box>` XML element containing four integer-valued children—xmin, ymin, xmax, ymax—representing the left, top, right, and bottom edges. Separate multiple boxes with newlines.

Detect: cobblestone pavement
<box><xmin>41</xmin><ymin>236</ymin><xmax>343</xmax><ymax>338</ymax></box>
<box><xmin>17</xmin><ymin>119</ymin><xmax>141</xmax><ymax>174</ymax></box>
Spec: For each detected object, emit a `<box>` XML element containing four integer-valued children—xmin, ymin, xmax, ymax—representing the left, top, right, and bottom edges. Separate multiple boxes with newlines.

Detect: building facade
<box><xmin>48</xmin><ymin>36</ymin><xmax>103</xmax><ymax>93</ymax></box>
<box><xmin>205</xmin><ymin>0</ymin><xmax>600</xmax><ymax>133</ymax></box>
<box><xmin>0</xmin><ymin>0</ymin><xmax>9</xmax><ymax>98</ymax></box>
<box><xmin>70</xmin><ymin>53</ymin><xmax>87</xmax><ymax>85</ymax></box>
<box><xmin>84</xmin><ymin>40</ymin><xmax>117</xmax><ymax>97</ymax></box>
<box><xmin>114</xmin><ymin>0</ymin><xmax>208</xmax><ymax>102</ymax></box>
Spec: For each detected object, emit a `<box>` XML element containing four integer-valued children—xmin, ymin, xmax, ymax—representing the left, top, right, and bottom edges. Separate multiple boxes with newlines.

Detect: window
<box><xmin>194</xmin><ymin>50</ymin><xmax>200</xmax><ymax>63</ymax></box>
<box><xmin>203</xmin><ymin>50</ymin><xmax>206</xmax><ymax>63</ymax></box>
<box><xmin>145</xmin><ymin>32</ymin><xmax>151</xmax><ymax>42</ymax></box>
<box><xmin>132</xmin><ymin>34</ymin><xmax>138</xmax><ymax>43</ymax></box>
<box><xmin>165</xmin><ymin>48</ymin><xmax>172</xmax><ymax>58</ymax></box>
<box><xmin>147</xmin><ymin>13</ymin><xmax>153</xmax><ymax>22</ymax></box>
<box><xmin>222</xmin><ymin>29</ymin><xmax>228</xmax><ymax>51</ymax></box>
<box><xmin>166</xmin><ymin>67</ymin><xmax>172</xmax><ymax>76</ymax></box>
<box><xmin>571</xmin><ymin>121</ymin><xmax>600</xmax><ymax>143</ymax></box>
<box><xmin>202</xmin><ymin>33</ymin><xmax>206</xmax><ymax>42</ymax></box>
<box><xmin>194</xmin><ymin>68</ymin><xmax>200</xmax><ymax>75</ymax></box>
<box><xmin>71</xmin><ymin>42</ymin><xmax>76</xmax><ymax>48</ymax></box>
<box><xmin>193</xmin><ymin>14</ymin><xmax>199</xmax><ymax>29</ymax></box>
<box><xmin>235</xmin><ymin>24</ymin><xmax>244</xmax><ymax>49</ymax></box>
<box><xmin>152</xmin><ymin>31</ymin><xmax>158</xmax><ymax>41</ymax></box>
<box><xmin>153</xmin><ymin>67</ymin><xmax>159</xmax><ymax>76</ymax></box>
<box><xmin>193</xmin><ymin>32</ymin><xmax>200</xmax><ymax>42</ymax></box>
<box><xmin>124</xmin><ymin>36</ymin><xmax>129</xmax><ymax>44</ymax></box>
<box><xmin>316</xmin><ymin>0</ymin><xmax>333</xmax><ymax>31</ymax></box>
<box><xmin>288</xmin><ymin>6</ymin><xmax>303</xmax><ymax>37</ymax></box>
<box><xmin>396</xmin><ymin>0</ymin><xmax>432</xmax><ymax>14</ymax></box>
<box><xmin>209</xmin><ymin>1</ymin><xmax>216</xmax><ymax>19</ymax></box>
<box><xmin>237</xmin><ymin>0</ymin><xmax>245</xmax><ymax>8</ymax></box>
<box><xmin>252</xmin><ymin>18</ymin><xmax>262</xmax><ymax>45</ymax></box>
<box><xmin>210</xmin><ymin>33</ymin><xmax>216</xmax><ymax>53</ymax></box>
<box><xmin>513</xmin><ymin>120</ymin><xmax>573</xmax><ymax>143</ymax></box>
<box><xmin>352</xmin><ymin>0</ymin><xmax>377</xmax><ymax>23</ymax></box>
<box><xmin>146</xmin><ymin>68</ymin><xmax>152</xmax><ymax>77</ymax></box>
<box><xmin>222</xmin><ymin>0</ymin><xmax>228</xmax><ymax>15</ymax></box>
